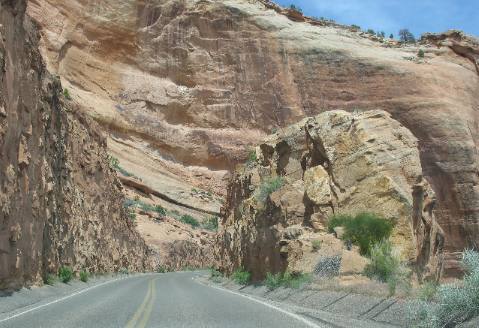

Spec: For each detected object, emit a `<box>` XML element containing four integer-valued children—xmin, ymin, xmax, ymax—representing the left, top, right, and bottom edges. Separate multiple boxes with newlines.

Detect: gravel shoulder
<box><xmin>200</xmin><ymin>276</ymin><xmax>409</xmax><ymax>328</ymax></box>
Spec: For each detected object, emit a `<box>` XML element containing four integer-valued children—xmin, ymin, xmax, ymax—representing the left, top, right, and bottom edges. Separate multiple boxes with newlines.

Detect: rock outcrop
<box><xmin>27</xmin><ymin>0</ymin><xmax>479</xmax><ymax>276</ymax></box>
<box><xmin>216</xmin><ymin>110</ymin><xmax>443</xmax><ymax>281</ymax></box>
<box><xmin>0</xmin><ymin>0</ymin><xmax>154</xmax><ymax>291</ymax></box>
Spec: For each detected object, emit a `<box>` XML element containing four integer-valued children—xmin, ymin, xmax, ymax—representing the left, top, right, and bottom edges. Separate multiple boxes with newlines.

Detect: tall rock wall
<box><xmin>0</xmin><ymin>0</ymin><xmax>154</xmax><ymax>291</ymax></box>
<box><xmin>27</xmin><ymin>0</ymin><xmax>479</xmax><ymax>275</ymax></box>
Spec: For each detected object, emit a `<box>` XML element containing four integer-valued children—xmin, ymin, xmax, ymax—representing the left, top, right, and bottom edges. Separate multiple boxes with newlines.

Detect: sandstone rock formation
<box><xmin>26</xmin><ymin>0</ymin><xmax>479</xmax><ymax>276</ymax></box>
<box><xmin>216</xmin><ymin>110</ymin><xmax>443</xmax><ymax>281</ymax></box>
<box><xmin>0</xmin><ymin>0</ymin><xmax>154</xmax><ymax>291</ymax></box>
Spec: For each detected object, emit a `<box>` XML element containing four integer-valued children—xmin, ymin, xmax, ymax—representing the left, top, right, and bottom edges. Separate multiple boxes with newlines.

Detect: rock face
<box><xmin>27</xmin><ymin>0</ymin><xmax>479</xmax><ymax>276</ymax></box>
<box><xmin>0</xmin><ymin>0</ymin><xmax>154</xmax><ymax>290</ymax></box>
<box><xmin>216</xmin><ymin>110</ymin><xmax>443</xmax><ymax>281</ymax></box>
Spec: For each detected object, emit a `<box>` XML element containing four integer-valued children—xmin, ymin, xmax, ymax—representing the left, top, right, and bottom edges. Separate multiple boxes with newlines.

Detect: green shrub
<box><xmin>364</xmin><ymin>240</ymin><xmax>400</xmax><ymax>283</ymax></box>
<box><xmin>246</xmin><ymin>150</ymin><xmax>257</xmax><ymax>165</ymax></box>
<box><xmin>154</xmin><ymin>205</ymin><xmax>167</xmax><ymax>216</ymax></box>
<box><xmin>157</xmin><ymin>266</ymin><xmax>168</xmax><ymax>273</ymax></box>
<box><xmin>265</xmin><ymin>272</ymin><xmax>283</xmax><ymax>290</ymax></box>
<box><xmin>63</xmin><ymin>88</ymin><xmax>72</xmax><ymax>100</ymax></box>
<box><xmin>203</xmin><ymin>216</ymin><xmax>219</xmax><ymax>231</ymax></box>
<box><xmin>210</xmin><ymin>268</ymin><xmax>223</xmax><ymax>283</ymax></box>
<box><xmin>328</xmin><ymin>213</ymin><xmax>393</xmax><ymax>255</ymax></box>
<box><xmin>409</xmin><ymin>250</ymin><xmax>479</xmax><ymax>328</ymax></box>
<box><xmin>80</xmin><ymin>270</ymin><xmax>89</xmax><ymax>283</ymax></box>
<box><xmin>44</xmin><ymin>273</ymin><xmax>56</xmax><ymax>285</ymax></box>
<box><xmin>264</xmin><ymin>272</ymin><xmax>311</xmax><ymax>290</ymax></box>
<box><xmin>342</xmin><ymin>213</ymin><xmax>393</xmax><ymax>255</ymax></box>
<box><xmin>255</xmin><ymin>176</ymin><xmax>284</xmax><ymax>202</ymax></box>
<box><xmin>58</xmin><ymin>266</ymin><xmax>73</xmax><ymax>283</ymax></box>
<box><xmin>312</xmin><ymin>240</ymin><xmax>322</xmax><ymax>252</ymax></box>
<box><xmin>119</xmin><ymin>267</ymin><xmax>129</xmax><ymax>275</ymax></box>
<box><xmin>179</xmin><ymin>215</ymin><xmax>200</xmax><ymax>228</ymax></box>
<box><xmin>367</xmin><ymin>29</ymin><xmax>375</xmax><ymax>35</ymax></box>
<box><xmin>418</xmin><ymin>49</ymin><xmax>425</xmax><ymax>58</ymax></box>
<box><xmin>232</xmin><ymin>268</ymin><xmax>251</xmax><ymax>285</ymax></box>
<box><xmin>327</xmin><ymin>214</ymin><xmax>353</xmax><ymax>233</ymax></box>
<box><xmin>351</xmin><ymin>24</ymin><xmax>361</xmax><ymax>31</ymax></box>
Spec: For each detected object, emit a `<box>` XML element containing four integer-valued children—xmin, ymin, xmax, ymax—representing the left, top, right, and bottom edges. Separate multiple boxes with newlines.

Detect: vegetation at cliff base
<box><xmin>232</xmin><ymin>267</ymin><xmax>251</xmax><ymax>285</ymax></box>
<box><xmin>80</xmin><ymin>269</ymin><xmax>89</xmax><ymax>282</ymax></box>
<box><xmin>264</xmin><ymin>272</ymin><xmax>311</xmax><ymax>290</ymax></box>
<box><xmin>58</xmin><ymin>266</ymin><xmax>73</xmax><ymax>283</ymax></box>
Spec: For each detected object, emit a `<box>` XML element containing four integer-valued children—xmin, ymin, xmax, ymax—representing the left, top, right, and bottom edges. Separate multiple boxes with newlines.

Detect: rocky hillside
<box><xmin>0</xmin><ymin>0</ymin><xmax>154</xmax><ymax>291</ymax></box>
<box><xmin>26</xmin><ymin>0</ymin><xmax>479</xmax><ymax>276</ymax></box>
<box><xmin>216</xmin><ymin>110</ymin><xmax>443</xmax><ymax>281</ymax></box>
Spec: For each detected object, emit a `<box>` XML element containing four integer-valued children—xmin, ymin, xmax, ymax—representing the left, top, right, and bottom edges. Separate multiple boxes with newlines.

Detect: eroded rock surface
<box><xmin>0</xmin><ymin>0</ymin><xmax>154</xmax><ymax>290</ymax></box>
<box><xmin>216</xmin><ymin>110</ymin><xmax>443</xmax><ymax>281</ymax></box>
<box><xmin>26</xmin><ymin>0</ymin><xmax>479</xmax><ymax>275</ymax></box>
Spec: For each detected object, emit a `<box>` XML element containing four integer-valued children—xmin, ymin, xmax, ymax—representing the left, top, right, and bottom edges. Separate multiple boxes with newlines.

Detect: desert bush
<box><xmin>364</xmin><ymin>240</ymin><xmax>410</xmax><ymax>296</ymax></box>
<box><xmin>58</xmin><ymin>266</ymin><xmax>73</xmax><ymax>283</ymax></box>
<box><xmin>80</xmin><ymin>269</ymin><xmax>89</xmax><ymax>283</ymax></box>
<box><xmin>246</xmin><ymin>150</ymin><xmax>257</xmax><ymax>165</ymax></box>
<box><xmin>179</xmin><ymin>215</ymin><xmax>200</xmax><ymax>228</ymax></box>
<box><xmin>418</xmin><ymin>49</ymin><xmax>425</xmax><ymax>58</ymax></box>
<box><xmin>264</xmin><ymin>272</ymin><xmax>311</xmax><ymax>290</ymax></box>
<box><xmin>408</xmin><ymin>250</ymin><xmax>479</xmax><ymax>328</ymax></box>
<box><xmin>367</xmin><ymin>29</ymin><xmax>375</xmax><ymax>35</ymax></box>
<box><xmin>63</xmin><ymin>88</ymin><xmax>72</xmax><ymax>100</ymax></box>
<box><xmin>153</xmin><ymin>205</ymin><xmax>166</xmax><ymax>216</ymax></box>
<box><xmin>255</xmin><ymin>176</ymin><xmax>284</xmax><ymax>202</ymax></box>
<box><xmin>44</xmin><ymin>273</ymin><xmax>56</xmax><ymax>285</ymax></box>
<box><xmin>328</xmin><ymin>213</ymin><xmax>393</xmax><ymax>255</ymax></box>
<box><xmin>327</xmin><ymin>214</ymin><xmax>353</xmax><ymax>233</ymax></box>
<box><xmin>232</xmin><ymin>268</ymin><xmax>251</xmax><ymax>285</ymax></box>
<box><xmin>364</xmin><ymin>240</ymin><xmax>400</xmax><ymax>283</ymax></box>
<box><xmin>312</xmin><ymin>240</ymin><xmax>322</xmax><ymax>252</ymax></box>
<box><xmin>210</xmin><ymin>269</ymin><xmax>223</xmax><ymax>283</ymax></box>
<box><xmin>351</xmin><ymin>24</ymin><xmax>361</xmax><ymax>31</ymax></box>
<box><xmin>345</xmin><ymin>213</ymin><xmax>393</xmax><ymax>255</ymax></box>
<box><xmin>203</xmin><ymin>216</ymin><xmax>219</xmax><ymax>231</ymax></box>
<box><xmin>157</xmin><ymin>266</ymin><xmax>168</xmax><ymax>273</ymax></box>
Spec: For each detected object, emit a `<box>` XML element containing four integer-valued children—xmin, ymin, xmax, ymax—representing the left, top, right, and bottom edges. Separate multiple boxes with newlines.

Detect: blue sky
<box><xmin>274</xmin><ymin>0</ymin><xmax>479</xmax><ymax>38</ymax></box>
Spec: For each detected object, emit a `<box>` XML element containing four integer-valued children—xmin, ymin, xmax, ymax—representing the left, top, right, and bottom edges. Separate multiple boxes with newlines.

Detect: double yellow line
<box><xmin>126</xmin><ymin>278</ymin><xmax>158</xmax><ymax>328</ymax></box>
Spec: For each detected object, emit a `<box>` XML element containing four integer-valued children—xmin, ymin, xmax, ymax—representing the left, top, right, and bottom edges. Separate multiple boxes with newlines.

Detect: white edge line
<box><xmin>0</xmin><ymin>274</ymin><xmax>152</xmax><ymax>323</ymax></box>
<box><xmin>198</xmin><ymin>279</ymin><xmax>323</xmax><ymax>328</ymax></box>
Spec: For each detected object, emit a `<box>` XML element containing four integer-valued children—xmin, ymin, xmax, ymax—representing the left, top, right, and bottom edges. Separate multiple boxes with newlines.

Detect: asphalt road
<box><xmin>0</xmin><ymin>272</ymin><xmax>320</xmax><ymax>328</ymax></box>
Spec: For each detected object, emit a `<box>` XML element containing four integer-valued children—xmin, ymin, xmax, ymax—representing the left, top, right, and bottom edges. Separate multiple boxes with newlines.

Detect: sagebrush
<box><xmin>408</xmin><ymin>250</ymin><xmax>479</xmax><ymax>328</ymax></box>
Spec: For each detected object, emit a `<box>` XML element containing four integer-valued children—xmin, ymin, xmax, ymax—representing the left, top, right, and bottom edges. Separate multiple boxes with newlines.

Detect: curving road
<box><xmin>0</xmin><ymin>272</ymin><xmax>321</xmax><ymax>328</ymax></box>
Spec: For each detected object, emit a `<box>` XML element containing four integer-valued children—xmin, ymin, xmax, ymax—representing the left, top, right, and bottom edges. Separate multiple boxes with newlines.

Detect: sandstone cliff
<box><xmin>27</xmin><ymin>0</ymin><xmax>479</xmax><ymax>276</ymax></box>
<box><xmin>216</xmin><ymin>110</ymin><xmax>443</xmax><ymax>281</ymax></box>
<box><xmin>0</xmin><ymin>0</ymin><xmax>154</xmax><ymax>290</ymax></box>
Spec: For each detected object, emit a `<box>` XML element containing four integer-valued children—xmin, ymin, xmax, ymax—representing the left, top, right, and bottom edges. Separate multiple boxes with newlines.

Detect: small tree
<box><xmin>389</xmin><ymin>33</ymin><xmax>394</xmax><ymax>39</ymax></box>
<box><xmin>417</xmin><ymin>49</ymin><xmax>425</xmax><ymax>58</ymax></box>
<box><xmin>289</xmin><ymin>4</ymin><xmax>302</xmax><ymax>13</ymax></box>
<box><xmin>399</xmin><ymin>29</ymin><xmax>416</xmax><ymax>43</ymax></box>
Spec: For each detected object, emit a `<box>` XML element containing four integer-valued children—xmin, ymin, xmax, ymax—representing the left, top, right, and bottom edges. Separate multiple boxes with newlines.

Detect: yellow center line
<box><xmin>137</xmin><ymin>278</ymin><xmax>157</xmax><ymax>328</ymax></box>
<box><xmin>125</xmin><ymin>279</ymin><xmax>153</xmax><ymax>328</ymax></box>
